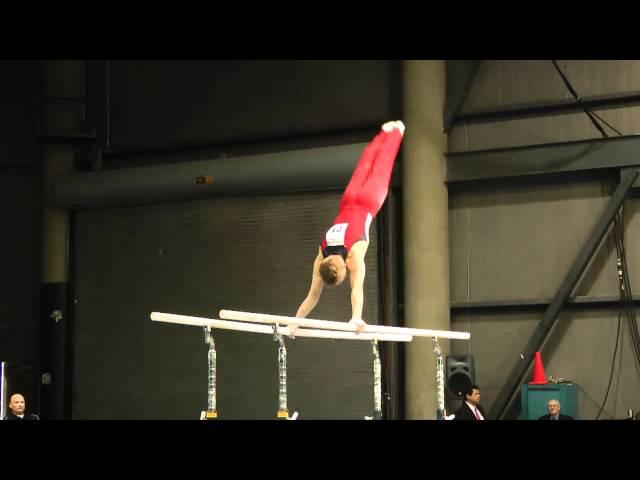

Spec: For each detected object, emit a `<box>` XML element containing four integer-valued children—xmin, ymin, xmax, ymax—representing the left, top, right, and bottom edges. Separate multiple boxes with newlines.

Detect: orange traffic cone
<box><xmin>529</xmin><ymin>351</ymin><xmax>548</xmax><ymax>384</ymax></box>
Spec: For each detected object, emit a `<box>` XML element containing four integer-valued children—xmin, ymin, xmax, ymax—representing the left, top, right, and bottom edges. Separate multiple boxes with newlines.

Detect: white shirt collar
<box><xmin>466</xmin><ymin>401</ymin><xmax>484</xmax><ymax>420</ymax></box>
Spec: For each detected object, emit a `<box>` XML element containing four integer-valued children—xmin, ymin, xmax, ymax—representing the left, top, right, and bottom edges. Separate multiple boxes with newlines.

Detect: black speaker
<box><xmin>446</xmin><ymin>354</ymin><xmax>475</xmax><ymax>397</ymax></box>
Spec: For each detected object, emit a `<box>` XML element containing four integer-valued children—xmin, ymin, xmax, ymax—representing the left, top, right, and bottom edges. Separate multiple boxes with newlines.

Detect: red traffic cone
<box><xmin>529</xmin><ymin>351</ymin><xmax>548</xmax><ymax>384</ymax></box>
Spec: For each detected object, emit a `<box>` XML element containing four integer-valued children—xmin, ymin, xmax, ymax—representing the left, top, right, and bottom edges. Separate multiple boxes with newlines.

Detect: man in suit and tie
<box><xmin>454</xmin><ymin>384</ymin><xmax>487</xmax><ymax>420</ymax></box>
<box><xmin>538</xmin><ymin>399</ymin><xmax>573</xmax><ymax>420</ymax></box>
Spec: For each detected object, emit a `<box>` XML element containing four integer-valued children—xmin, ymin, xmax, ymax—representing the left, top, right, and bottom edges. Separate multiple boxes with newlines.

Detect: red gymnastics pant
<box><xmin>338</xmin><ymin>129</ymin><xmax>403</xmax><ymax>217</ymax></box>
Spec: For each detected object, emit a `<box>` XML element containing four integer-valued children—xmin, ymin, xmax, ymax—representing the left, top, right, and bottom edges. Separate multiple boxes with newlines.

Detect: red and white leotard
<box><xmin>321</xmin><ymin>128</ymin><xmax>403</xmax><ymax>258</ymax></box>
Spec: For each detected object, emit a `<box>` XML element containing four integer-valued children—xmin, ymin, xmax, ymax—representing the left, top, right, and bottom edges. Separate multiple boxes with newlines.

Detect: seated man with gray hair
<box><xmin>3</xmin><ymin>393</ymin><xmax>39</xmax><ymax>421</ymax></box>
<box><xmin>538</xmin><ymin>399</ymin><xmax>573</xmax><ymax>420</ymax></box>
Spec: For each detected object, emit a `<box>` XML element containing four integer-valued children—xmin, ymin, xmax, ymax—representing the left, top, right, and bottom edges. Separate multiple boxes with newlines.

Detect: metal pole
<box><xmin>201</xmin><ymin>327</ymin><xmax>217</xmax><ymax>420</ymax></box>
<box><xmin>432</xmin><ymin>337</ymin><xmax>446</xmax><ymax>420</ymax></box>
<box><xmin>274</xmin><ymin>325</ymin><xmax>289</xmax><ymax>419</ymax></box>
<box><xmin>372</xmin><ymin>340</ymin><xmax>382</xmax><ymax>420</ymax></box>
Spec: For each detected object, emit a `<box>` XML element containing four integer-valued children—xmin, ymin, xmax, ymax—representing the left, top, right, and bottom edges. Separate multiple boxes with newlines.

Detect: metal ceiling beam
<box><xmin>451</xmin><ymin>295</ymin><xmax>640</xmax><ymax>312</ymax></box>
<box><xmin>447</xmin><ymin>135</ymin><xmax>640</xmax><ymax>184</ymax></box>
<box><xmin>453</xmin><ymin>92</ymin><xmax>640</xmax><ymax>126</ymax></box>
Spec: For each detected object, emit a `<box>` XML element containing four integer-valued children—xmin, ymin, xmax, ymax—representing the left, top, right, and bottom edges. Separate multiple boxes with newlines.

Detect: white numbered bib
<box><xmin>326</xmin><ymin>223</ymin><xmax>348</xmax><ymax>246</ymax></box>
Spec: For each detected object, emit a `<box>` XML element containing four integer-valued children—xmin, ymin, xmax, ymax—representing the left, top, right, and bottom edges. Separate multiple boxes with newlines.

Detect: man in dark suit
<box><xmin>3</xmin><ymin>393</ymin><xmax>40</xmax><ymax>421</ymax></box>
<box><xmin>538</xmin><ymin>399</ymin><xmax>573</xmax><ymax>420</ymax></box>
<box><xmin>454</xmin><ymin>384</ymin><xmax>487</xmax><ymax>420</ymax></box>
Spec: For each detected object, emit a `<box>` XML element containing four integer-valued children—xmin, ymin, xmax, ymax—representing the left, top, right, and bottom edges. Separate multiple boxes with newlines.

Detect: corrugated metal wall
<box><xmin>448</xmin><ymin>60</ymin><xmax>640</xmax><ymax>419</ymax></box>
<box><xmin>0</xmin><ymin>60</ymin><xmax>42</xmax><ymax>363</ymax></box>
<box><xmin>450</xmin><ymin>60</ymin><xmax>640</xmax><ymax>151</ymax></box>
<box><xmin>107</xmin><ymin>60</ymin><xmax>395</xmax><ymax>153</ymax></box>
<box><xmin>72</xmin><ymin>191</ymin><xmax>380</xmax><ymax>419</ymax></box>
